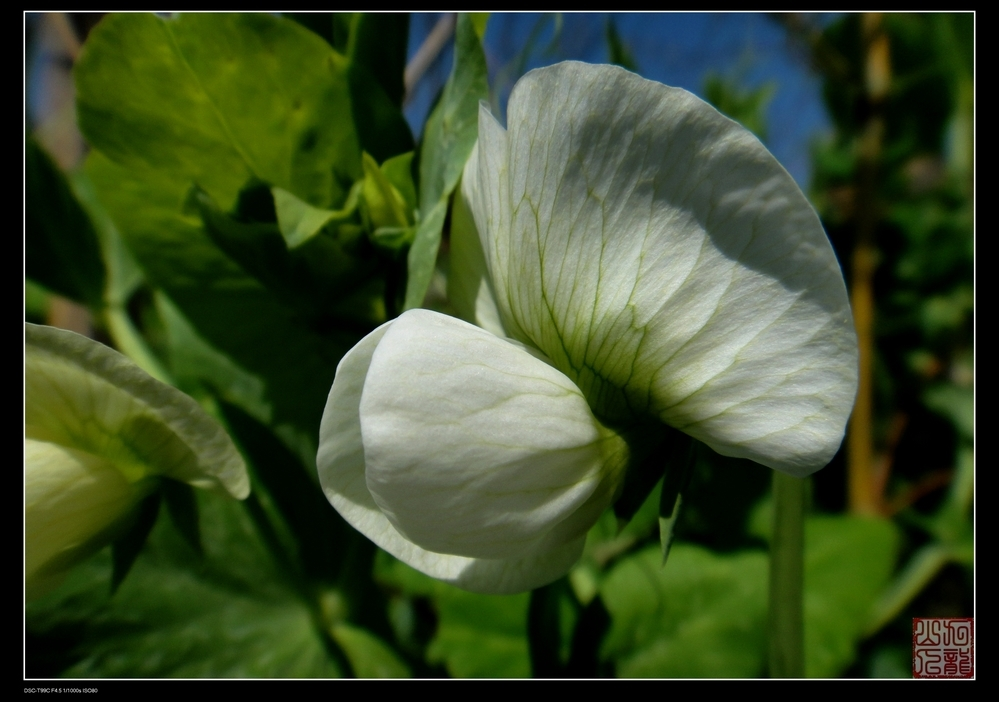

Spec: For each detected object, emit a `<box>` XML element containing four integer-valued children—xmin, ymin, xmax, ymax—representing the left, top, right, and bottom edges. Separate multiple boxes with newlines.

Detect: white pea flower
<box><xmin>25</xmin><ymin>323</ymin><xmax>249</xmax><ymax>598</ymax></box>
<box><xmin>317</xmin><ymin>62</ymin><xmax>857</xmax><ymax>594</ymax></box>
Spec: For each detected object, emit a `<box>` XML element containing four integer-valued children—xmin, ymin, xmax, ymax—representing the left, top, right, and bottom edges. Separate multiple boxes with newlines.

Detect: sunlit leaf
<box><xmin>76</xmin><ymin>12</ymin><xmax>361</xmax><ymax>210</ymax></box>
<box><xmin>599</xmin><ymin>545</ymin><xmax>768</xmax><ymax>677</ymax></box>
<box><xmin>332</xmin><ymin>623</ymin><xmax>411</xmax><ymax>678</ymax></box>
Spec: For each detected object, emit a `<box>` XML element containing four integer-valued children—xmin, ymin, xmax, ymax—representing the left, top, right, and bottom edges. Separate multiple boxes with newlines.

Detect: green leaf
<box><xmin>703</xmin><ymin>73</ymin><xmax>775</xmax><ymax>143</ymax></box>
<box><xmin>111</xmin><ymin>492</ymin><xmax>161</xmax><ymax>593</ymax></box>
<box><xmin>26</xmin><ymin>137</ymin><xmax>105</xmax><ymax>308</ymax></box>
<box><xmin>332</xmin><ymin>623</ymin><xmax>410</xmax><ymax>678</ymax></box>
<box><xmin>347</xmin><ymin>62</ymin><xmax>415</xmax><ymax>165</ymax></box>
<box><xmin>469</xmin><ymin>13</ymin><xmax>490</xmax><ymax>41</ymax></box>
<box><xmin>428</xmin><ymin>590</ymin><xmax>531</xmax><ymax>677</ymax></box>
<box><xmin>67</xmin><ymin>168</ymin><xmax>172</xmax><ymax>383</ymax></box>
<box><xmin>570</xmin><ymin>488</ymin><xmax>663</xmax><ymax>608</ymax></box>
<box><xmin>404</xmin><ymin>13</ymin><xmax>489</xmax><ymax>310</ymax></box>
<box><xmin>218</xmin><ymin>401</ymin><xmax>352</xmax><ymax>585</ymax></box>
<box><xmin>657</xmin><ymin>433</ymin><xmax>697</xmax><ymax>565</ymax></box>
<box><xmin>418</xmin><ymin>15</ymin><xmax>488</xmax><ymax>211</ymax></box>
<box><xmin>599</xmin><ymin>544</ymin><xmax>768</xmax><ymax>677</ymax></box>
<box><xmin>161</xmin><ymin>479</ymin><xmax>202</xmax><ymax>556</ymax></box>
<box><xmin>188</xmin><ymin>183</ymin><xmax>378</xmax><ymax>318</ymax></box>
<box><xmin>85</xmin><ymin>152</ymin><xmax>359</xmax><ymax>468</ymax></box>
<box><xmin>370</xmin><ymin>227</ymin><xmax>415</xmax><ymax>253</ymax></box>
<box><xmin>404</xmin><ymin>200</ymin><xmax>450</xmax><ymax>310</ymax></box>
<box><xmin>343</xmin><ymin>14</ymin><xmax>413</xmax><ymax>163</ymax></box>
<box><xmin>27</xmin><ymin>490</ymin><xmax>344</xmax><ymax>678</ymax></box>
<box><xmin>346</xmin><ymin>13</ymin><xmax>408</xmax><ymax>107</ymax></box>
<box><xmin>802</xmin><ymin>516</ymin><xmax>900</xmax><ymax>678</ymax></box>
<box><xmin>272</xmin><ymin>184</ymin><xmax>360</xmax><ymax>249</ymax></box>
<box><xmin>376</xmin><ymin>553</ymin><xmax>531</xmax><ymax>677</ymax></box>
<box><xmin>864</xmin><ymin>542</ymin><xmax>954</xmax><ymax>638</ymax></box>
<box><xmin>433</xmin><ymin>594</ymin><xmax>531</xmax><ymax>678</ymax></box>
<box><xmin>747</xmin><ymin>505</ymin><xmax>904</xmax><ymax>677</ymax></box>
<box><xmin>923</xmin><ymin>382</ymin><xmax>974</xmax><ymax>441</ymax></box>
<box><xmin>76</xmin><ymin>12</ymin><xmax>361</xmax><ymax>210</ymax></box>
<box><xmin>605</xmin><ymin>17</ymin><xmax>638</xmax><ymax>73</ymax></box>
<box><xmin>380</xmin><ymin>151</ymin><xmax>418</xmax><ymax>213</ymax></box>
<box><xmin>25</xmin><ymin>279</ymin><xmax>51</xmax><ymax>323</ymax></box>
<box><xmin>361</xmin><ymin>152</ymin><xmax>410</xmax><ymax>230</ymax></box>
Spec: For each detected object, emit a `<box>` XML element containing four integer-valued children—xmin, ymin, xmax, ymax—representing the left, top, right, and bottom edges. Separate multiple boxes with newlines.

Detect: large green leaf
<box><xmin>85</xmin><ymin>152</ymin><xmax>358</xmax><ymax>466</ymax></box>
<box><xmin>76</xmin><ymin>12</ymin><xmax>361</xmax><ymax>210</ymax></box>
<box><xmin>599</xmin><ymin>545</ymin><xmax>768</xmax><ymax>678</ymax></box>
<box><xmin>748</xmin><ymin>507</ymin><xmax>903</xmax><ymax>677</ymax></box>
<box><xmin>26</xmin><ymin>490</ymin><xmax>343</xmax><ymax>678</ymax></box>
<box><xmin>404</xmin><ymin>13</ymin><xmax>489</xmax><ymax>310</ymax></box>
<box><xmin>427</xmin><ymin>588</ymin><xmax>531</xmax><ymax>678</ymax></box>
<box><xmin>803</xmin><ymin>516</ymin><xmax>900</xmax><ymax>678</ymax></box>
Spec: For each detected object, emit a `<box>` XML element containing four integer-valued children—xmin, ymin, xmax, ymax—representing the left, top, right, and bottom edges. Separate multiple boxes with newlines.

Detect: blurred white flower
<box><xmin>25</xmin><ymin>323</ymin><xmax>249</xmax><ymax>598</ymax></box>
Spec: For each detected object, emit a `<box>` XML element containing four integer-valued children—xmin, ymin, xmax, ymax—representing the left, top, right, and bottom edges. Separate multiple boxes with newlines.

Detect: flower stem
<box><xmin>769</xmin><ymin>470</ymin><xmax>805</xmax><ymax>678</ymax></box>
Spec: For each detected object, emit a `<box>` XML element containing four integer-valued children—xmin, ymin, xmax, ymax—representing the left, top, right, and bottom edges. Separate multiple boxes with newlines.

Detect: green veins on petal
<box><xmin>462</xmin><ymin>61</ymin><xmax>857</xmax><ymax>477</ymax></box>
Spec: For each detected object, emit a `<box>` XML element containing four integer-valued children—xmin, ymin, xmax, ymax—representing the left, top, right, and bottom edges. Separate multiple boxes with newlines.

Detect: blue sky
<box><xmin>405</xmin><ymin>12</ymin><xmax>836</xmax><ymax>191</ymax></box>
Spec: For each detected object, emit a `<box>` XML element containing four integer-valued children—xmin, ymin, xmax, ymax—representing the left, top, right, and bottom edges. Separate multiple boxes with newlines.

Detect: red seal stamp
<box><xmin>913</xmin><ymin>618</ymin><xmax>974</xmax><ymax>678</ymax></box>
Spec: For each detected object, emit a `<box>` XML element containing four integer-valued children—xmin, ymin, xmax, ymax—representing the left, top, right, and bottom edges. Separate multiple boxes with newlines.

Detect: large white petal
<box><xmin>316</xmin><ymin>311</ymin><xmax>614</xmax><ymax>593</ymax></box>
<box><xmin>25</xmin><ymin>324</ymin><xmax>249</xmax><ymax>497</ymax></box>
<box><xmin>465</xmin><ymin>62</ymin><xmax>857</xmax><ymax>476</ymax></box>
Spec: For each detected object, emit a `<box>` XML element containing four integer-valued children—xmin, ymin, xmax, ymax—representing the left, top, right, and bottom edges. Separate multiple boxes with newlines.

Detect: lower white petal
<box><xmin>360</xmin><ymin>310</ymin><xmax>624</xmax><ymax>560</ymax></box>
<box><xmin>317</xmin><ymin>311</ymin><xmax>619</xmax><ymax>593</ymax></box>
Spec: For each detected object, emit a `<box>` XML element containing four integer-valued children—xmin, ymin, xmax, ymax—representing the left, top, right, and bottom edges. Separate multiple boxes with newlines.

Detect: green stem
<box><xmin>104</xmin><ymin>305</ymin><xmax>174</xmax><ymax>385</ymax></box>
<box><xmin>769</xmin><ymin>471</ymin><xmax>805</xmax><ymax>678</ymax></box>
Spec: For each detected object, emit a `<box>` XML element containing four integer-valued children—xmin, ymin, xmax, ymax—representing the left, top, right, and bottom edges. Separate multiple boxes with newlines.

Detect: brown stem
<box><xmin>847</xmin><ymin>13</ymin><xmax>890</xmax><ymax>516</ymax></box>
